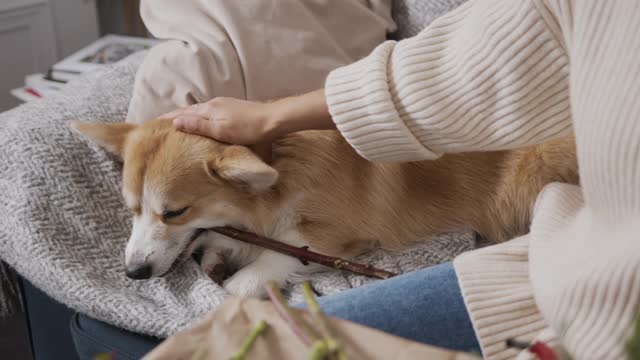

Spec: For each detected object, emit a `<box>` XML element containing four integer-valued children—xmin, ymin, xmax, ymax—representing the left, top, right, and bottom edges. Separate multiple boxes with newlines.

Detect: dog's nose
<box><xmin>125</xmin><ymin>265</ymin><xmax>152</xmax><ymax>280</ymax></box>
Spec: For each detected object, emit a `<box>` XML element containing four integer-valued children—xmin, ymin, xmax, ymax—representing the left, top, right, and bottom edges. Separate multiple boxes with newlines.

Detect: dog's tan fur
<box><xmin>268</xmin><ymin>127</ymin><xmax>578</xmax><ymax>255</ymax></box>
<box><xmin>73</xmin><ymin>118</ymin><xmax>578</xmax><ymax>295</ymax></box>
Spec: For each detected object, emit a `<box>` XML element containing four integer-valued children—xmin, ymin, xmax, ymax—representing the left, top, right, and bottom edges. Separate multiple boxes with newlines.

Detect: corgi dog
<box><xmin>72</xmin><ymin>119</ymin><xmax>578</xmax><ymax>297</ymax></box>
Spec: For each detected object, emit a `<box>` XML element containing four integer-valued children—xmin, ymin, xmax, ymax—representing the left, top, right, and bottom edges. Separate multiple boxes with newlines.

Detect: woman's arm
<box><xmin>166</xmin><ymin>90</ymin><xmax>332</xmax><ymax>143</ymax></box>
<box><xmin>267</xmin><ymin>89</ymin><xmax>335</xmax><ymax>136</ymax></box>
<box><xmin>169</xmin><ymin>0</ymin><xmax>571</xmax><ymax>163</ymax></box>
<box><xmin>163</xmin><ymin>90</ymin><xmax>332</xmax><ymax>160</ymax></box>
<box><xmin>323</xmin><ymin>0</ymin><xmax>572</xmax><ymax>162</ymax></box>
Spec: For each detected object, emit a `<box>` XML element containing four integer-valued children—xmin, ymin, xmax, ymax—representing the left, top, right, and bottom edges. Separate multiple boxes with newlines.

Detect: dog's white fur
<box><xmin>72</xmin><ymin>119</ymin><xmax>578</xmax><ymax>298</ymax></box>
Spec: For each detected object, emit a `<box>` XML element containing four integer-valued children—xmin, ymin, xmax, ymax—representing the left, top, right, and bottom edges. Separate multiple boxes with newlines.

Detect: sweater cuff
<box><xmin>325</xmin><ymin>41</ymin><xmax>440</xmax><ymax>162</ymax></box>
<box><xmin>454</xmin><ymin>237</ymin><xmax>552</xmax><ymax>359</ymax></box>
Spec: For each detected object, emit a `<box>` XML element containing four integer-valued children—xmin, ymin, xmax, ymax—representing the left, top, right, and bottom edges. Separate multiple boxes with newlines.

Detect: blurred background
<box><xmin>0</xmin><ymin>0</ymin><xmax>149</xmax><ymax>112</ymax></box>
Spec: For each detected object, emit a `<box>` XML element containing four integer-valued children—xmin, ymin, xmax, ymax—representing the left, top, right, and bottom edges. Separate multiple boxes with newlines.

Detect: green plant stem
<box><xmin>303</xmin><ymin>282</ymin><xmax>348</xmax><ymax>360</ymax></box>
<box><xmin>230</xmin><ymin>320</ymin><xmax>269</xmax><ymax>360</ymax></box>
<box><xmin>266</xmin><ymin>281</ymin><xmax>320</xmax><ymax>346</ymax></box>
<box><xmin>627</xmin><ymin>314</ymin><xmax>640</xmax><ymax>359</ymax></box>
<box><xmin>309</xmin><ymin>340</ymin><xmax>332</xmax><ymax>360</ymax></box>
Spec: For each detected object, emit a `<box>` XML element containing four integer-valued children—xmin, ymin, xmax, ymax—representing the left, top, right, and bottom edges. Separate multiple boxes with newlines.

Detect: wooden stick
<box><xmin>211</xmin><ymin>227</ymin><xmax>397</xmax><ymax>280</ymax></box>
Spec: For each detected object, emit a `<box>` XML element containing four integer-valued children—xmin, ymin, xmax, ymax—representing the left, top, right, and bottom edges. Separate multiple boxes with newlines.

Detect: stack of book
<box><xmin>12</xmin><ymin>34</ymin><xmax>160</xmax><ymax>102</ymax></box>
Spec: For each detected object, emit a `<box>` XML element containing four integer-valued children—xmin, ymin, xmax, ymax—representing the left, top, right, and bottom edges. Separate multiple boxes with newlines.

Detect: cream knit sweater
<box><xmin>325</xmin><ymin>0</ymin><xmax>640</xmax><ymax>359</ymax></box>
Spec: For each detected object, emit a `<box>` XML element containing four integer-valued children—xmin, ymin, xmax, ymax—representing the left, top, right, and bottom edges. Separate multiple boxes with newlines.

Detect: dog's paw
<box><xmin>200</xmin><ymin>249</ymin><xmax>223</xmax><ymax>273</ymax></box>
<box><xmin>223</xmin><ymin>270</ymin><xmax>268</xmax><ymax>299</ymax></box>
<box><xmin>200</xmin><ymin>249</ymin><xmax>227</xmax><ymax>285</ymax></box>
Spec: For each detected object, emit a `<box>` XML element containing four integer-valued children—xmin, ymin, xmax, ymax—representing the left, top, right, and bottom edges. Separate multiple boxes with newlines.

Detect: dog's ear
<box><xmin>70</xmin><ymin>121</ymin><xmax>136</xmax><ymax>158</ymax></box>
<box><xmin>206</xmin><ymin>145</ymin><xmax>278</xmax><ymax>191</ymax></box>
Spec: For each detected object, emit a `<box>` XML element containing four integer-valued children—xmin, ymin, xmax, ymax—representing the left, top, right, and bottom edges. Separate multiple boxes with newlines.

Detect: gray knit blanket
<box><xmin>0</xmin><ymin>0</ymin><xmax>470</xmax><ymax>338</ymax></box>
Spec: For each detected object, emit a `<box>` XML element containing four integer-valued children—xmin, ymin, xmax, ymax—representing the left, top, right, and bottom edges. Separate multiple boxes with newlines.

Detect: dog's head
<box><xmin>71</xmin><ymin>119</ymin><xmax>277</xmax><ymax>279</ymax></box>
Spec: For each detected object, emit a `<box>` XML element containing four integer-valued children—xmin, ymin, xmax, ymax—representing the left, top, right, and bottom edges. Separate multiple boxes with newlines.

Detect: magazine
<box><xmin>48</xmin><ymin>34</ymin><xmax>160</xmax><ymax>82</ymax></box>
<box><xmin>11</xmin><ymin>34</ymin><xmax>161</xmax><ymax>103</ymax></box>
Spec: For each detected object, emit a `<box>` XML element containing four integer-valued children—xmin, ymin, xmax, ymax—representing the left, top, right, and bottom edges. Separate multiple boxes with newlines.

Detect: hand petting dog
<box><xmin>161</xmin><ymin>90</ymin><xmax>335</xmax><ymax>161</ymax></box>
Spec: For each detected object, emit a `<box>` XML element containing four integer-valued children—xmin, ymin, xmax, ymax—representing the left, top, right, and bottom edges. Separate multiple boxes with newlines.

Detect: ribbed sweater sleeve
<box><xmin>325</xmin><ymin>0</ymin><xmax>572</xmax><ymax>162</ymax></box>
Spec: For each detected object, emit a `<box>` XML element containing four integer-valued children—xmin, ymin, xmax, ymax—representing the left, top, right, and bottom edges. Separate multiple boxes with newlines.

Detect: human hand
<box><xmin>161</xmin><ymin>97</ymin><xmax>278</xmax><ymax>161</ymax></box>
<box><xmin>161</xmin><ymin>90</ymin><xmax>333</xmax><ymax>161</ymax></box>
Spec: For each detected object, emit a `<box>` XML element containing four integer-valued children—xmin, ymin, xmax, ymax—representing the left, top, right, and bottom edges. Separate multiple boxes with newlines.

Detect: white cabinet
<box><xmin>0</xmin><ymin>0</ymin><xmax>99</xmax><ymax>111</ymax></box>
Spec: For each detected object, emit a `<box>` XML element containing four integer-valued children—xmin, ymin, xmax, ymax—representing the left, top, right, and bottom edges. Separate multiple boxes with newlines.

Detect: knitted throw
<box><xmin>0</xmin><ymin>53</ymin><xmax>473</xmax><ymax>337</ymax></box>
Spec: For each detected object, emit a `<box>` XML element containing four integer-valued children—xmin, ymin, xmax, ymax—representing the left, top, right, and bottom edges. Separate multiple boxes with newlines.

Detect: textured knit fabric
<box><xmin>325</xmin><ymin>0</ymin><xmax>640</xmax><ymax>359</ymax></box>
<box><xmin>390</xmin><ymin>0</ymin><xmax>467</xmax><ymax>39</ymax></box>
<box><xmin>0</xmin><ymin>54</ymin><xmax>474</xmax><ymax>337</ymax></box>
<box><xmin>0</xmin><ymin>0</ymin><xmax>473</xmax><ymax>338</ymax></box>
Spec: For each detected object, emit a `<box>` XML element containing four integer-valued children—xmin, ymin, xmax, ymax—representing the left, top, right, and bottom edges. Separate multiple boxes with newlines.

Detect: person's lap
<box><xmin>70</xmin><ymin>313</ymin><xmax>160</xmax><ymax>360</ymax></box>
<box><xmin>70</xmin><ymin>262</ymin><xmax>480</xmax><ymax>359</ymax></box>
<box><xmin>297</xmin><ymin>262</ymin><xmax>480</xmax><ymax>353</ymax></box>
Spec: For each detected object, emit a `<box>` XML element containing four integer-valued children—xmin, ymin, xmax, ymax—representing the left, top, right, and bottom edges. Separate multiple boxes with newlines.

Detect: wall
<box><xmin>48</xmin><ymin>0</ymin><xmax>99</xmax><ymax>58</ymax></box>
<box><xmin>0</xmin><ymin>0</ymin><xmax>99</xmax><ymax>112</ymax></box>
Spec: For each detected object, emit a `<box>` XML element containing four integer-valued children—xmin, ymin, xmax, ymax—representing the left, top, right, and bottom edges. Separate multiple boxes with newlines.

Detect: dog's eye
<box><xmin>162</xmin><ymin>207</ymin><xmax>189</xmax><ymax>220</ymax></box>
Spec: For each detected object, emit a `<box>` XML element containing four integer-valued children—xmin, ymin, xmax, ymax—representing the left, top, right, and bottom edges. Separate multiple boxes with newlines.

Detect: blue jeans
<box><xmin>299</xmin><ymin>262</ymin><xmax>480</xmax><ymax>353</ymax></box>
<box><xmin>70</xmin><ymin>313</ymin><xmax>160</xmax><ymax>360</ymax></box>
<box><xmin>71</xmin><ymin>262</ymin><xmax>480</xmax><ymax>358</ymax></box>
